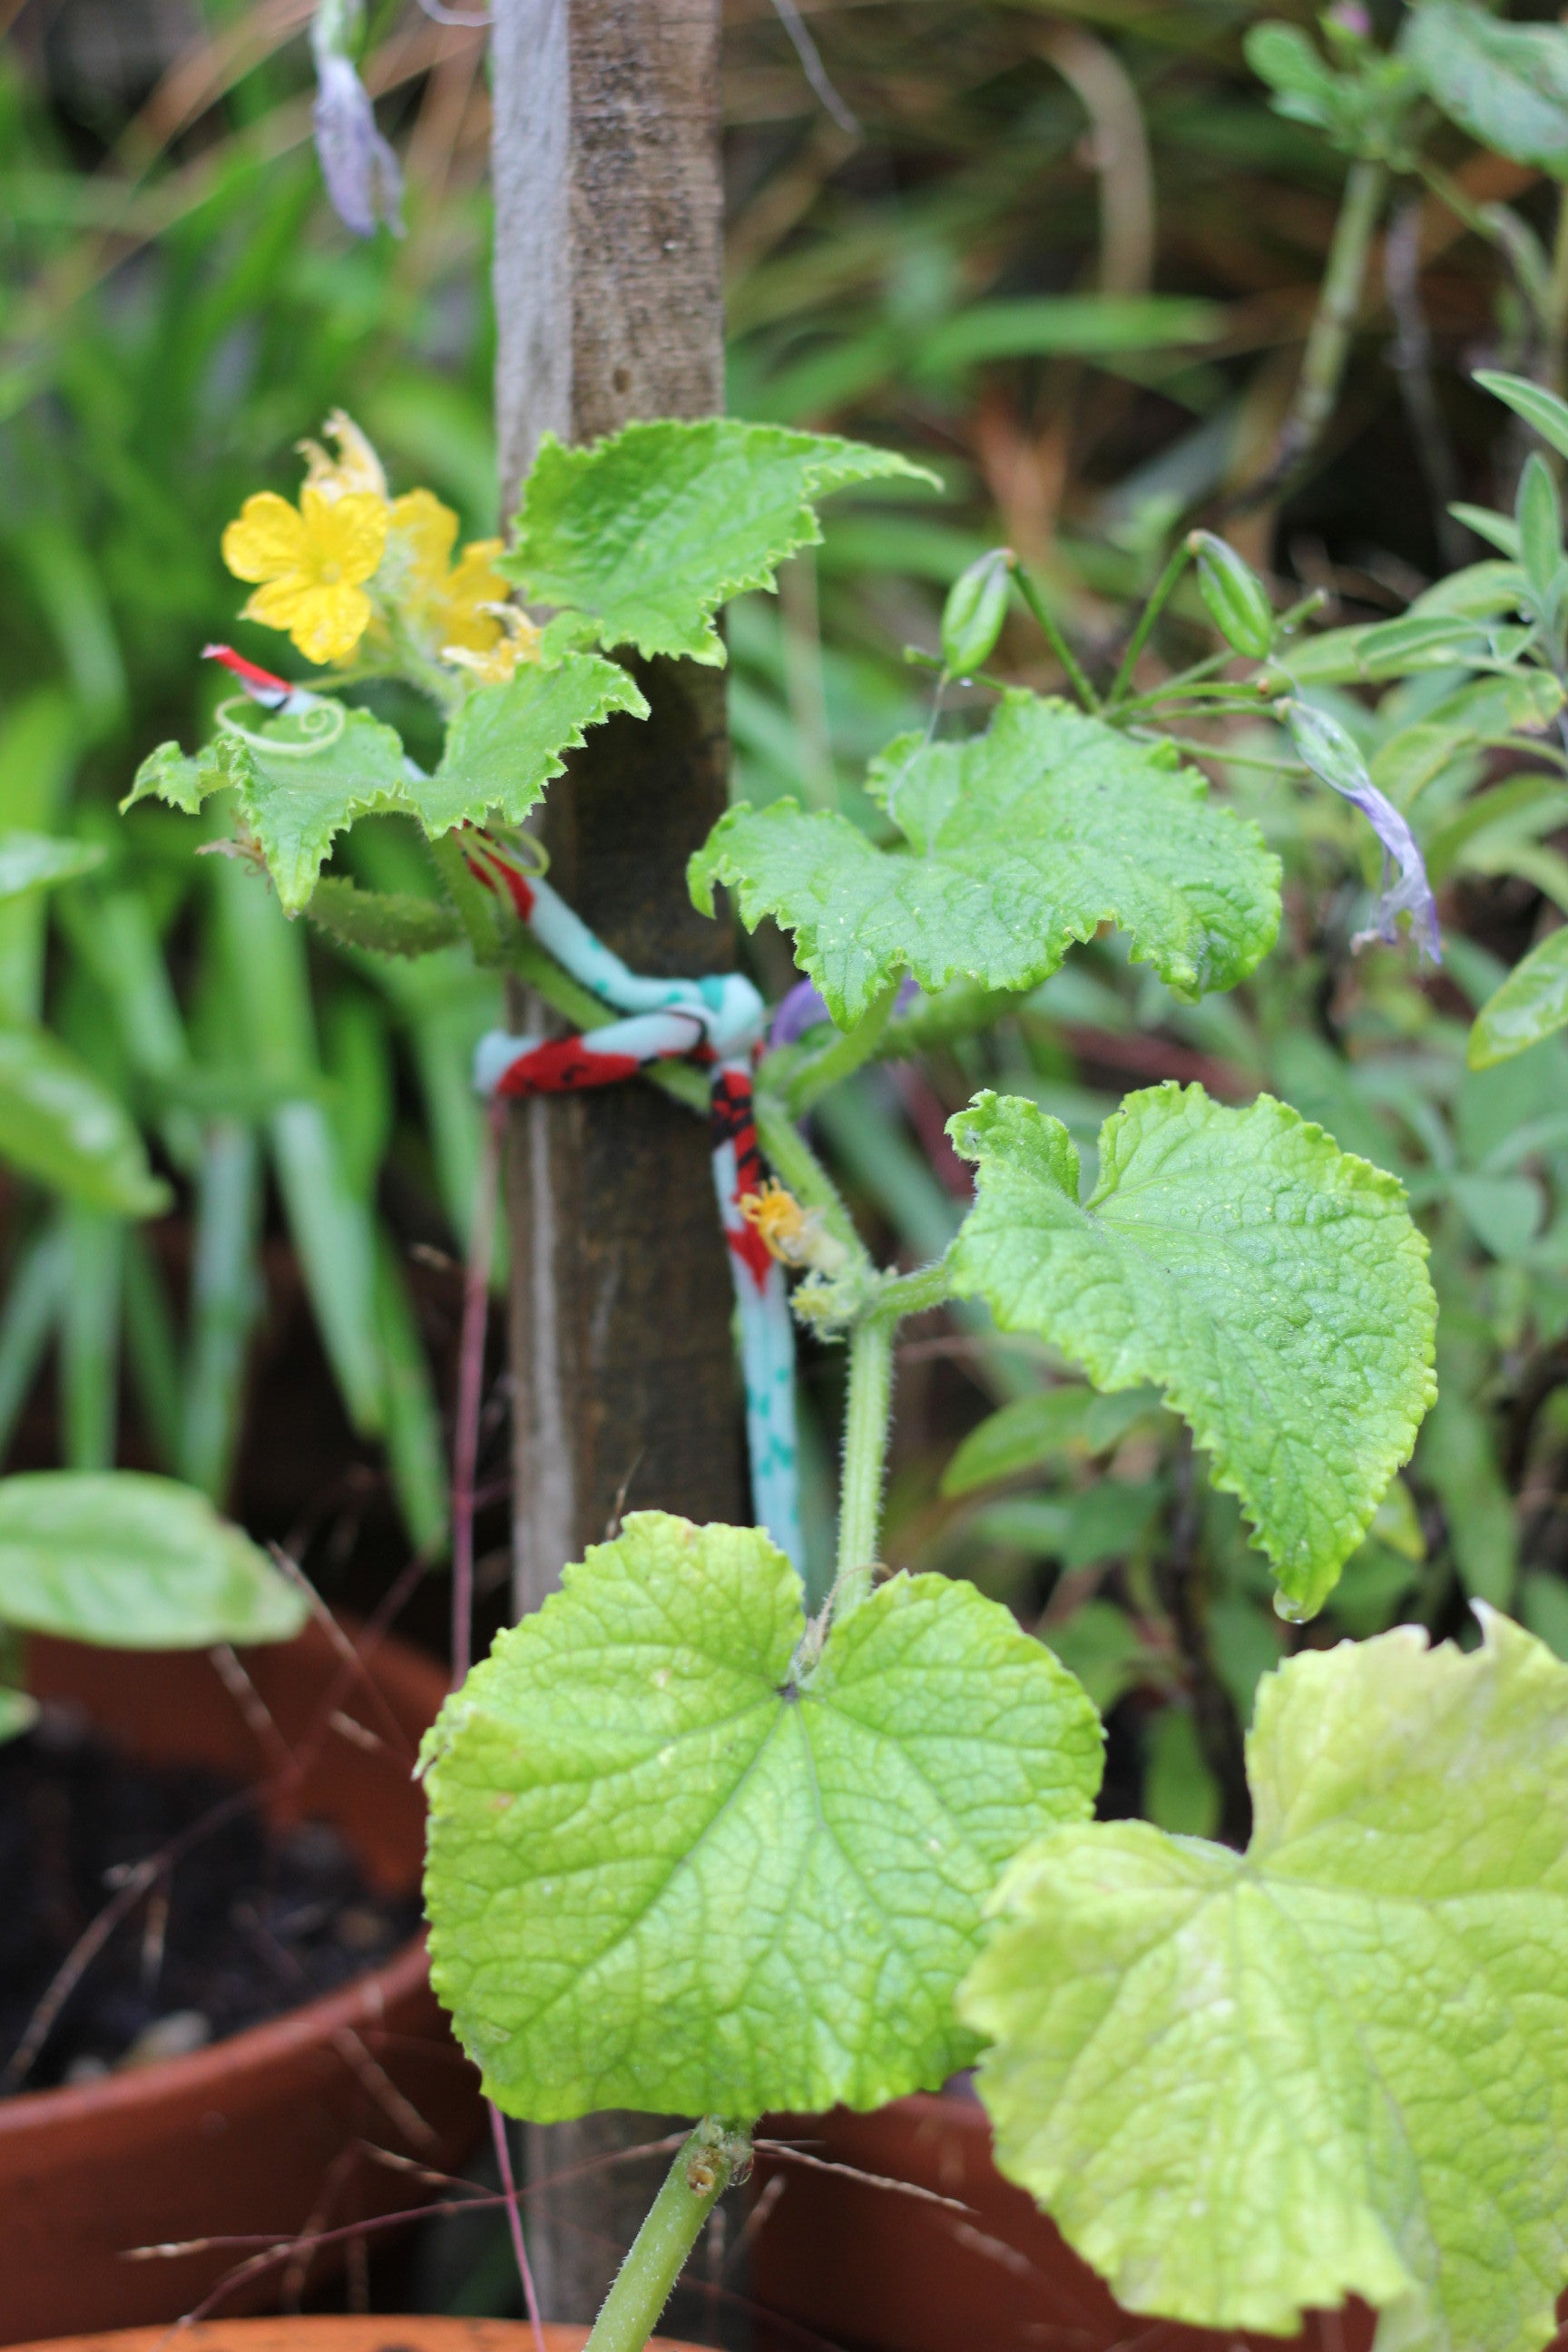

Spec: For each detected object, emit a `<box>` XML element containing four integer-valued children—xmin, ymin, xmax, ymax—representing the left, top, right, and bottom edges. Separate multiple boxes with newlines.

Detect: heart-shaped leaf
<box><xmin>946</xmin><ymin>1086</ymin><xmax>1436</xmax><ymax>1612</ymax></box>
<box><xmin>421</xmin><ymin>1510</ymin><xmax>1101</xmax><ymax>2122</ymax></box>
<box><xmin>692</xmin><ymin>694</ymin><xmax>1280</xmax><ymax>1025</ymax></box>
<box><xmin>962</xmin><ymin>1611</ymin><xmax>1568</xmax><ymax>2352</ymax></box>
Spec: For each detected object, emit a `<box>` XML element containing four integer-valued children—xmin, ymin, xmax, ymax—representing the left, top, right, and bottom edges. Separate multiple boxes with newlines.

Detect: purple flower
<box><xmin>311</xmin><ymin>8</ymin><xmax>404</xmax><ymax>240</ymax></box>
<box><xmin>769</xmin><ymin>975</ymin><xmax>922</xmax><ymax>1048</ymax></box>
<box><xmin>1282</xmin><ymin>699</ymin><xmax>1442</xmax><ymax>964</ymax></box>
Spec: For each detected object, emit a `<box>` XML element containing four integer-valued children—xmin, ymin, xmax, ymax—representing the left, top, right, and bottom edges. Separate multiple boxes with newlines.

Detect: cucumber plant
<box><xmin>127</xmin><ymin>406</ymin><xmax>1568</xmax><ymax>2352</ymax></box>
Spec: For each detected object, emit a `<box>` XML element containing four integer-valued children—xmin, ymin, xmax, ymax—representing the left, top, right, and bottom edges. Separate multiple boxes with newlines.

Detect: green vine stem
<box><xmin>583</xmin><ymin>2119</ymin><xmax>752</xmax><ymax>2352</ymax></box>
<box><xmin>832</xmin><ymin>1260</ymin><xmax>954</xmax><ymax>1618</ymax></box>
<box><xmin>1106</xmin><ymin>538</ymin><xmax>1193</xmax><ymax>709</ymax></box>
<box><xmin>1012</xmin><ymin>564</ymin><xmax>1101</xmax><ymax>711</ymax></box>
<box><xmin>783</xmin><ymin>978</ymin><xmax>904</xmax><ymax>1117</ymax></box>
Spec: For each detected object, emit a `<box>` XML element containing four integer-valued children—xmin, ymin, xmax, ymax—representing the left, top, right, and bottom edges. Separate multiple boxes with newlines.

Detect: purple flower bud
<box><xmin>311</xmin><ymin>11</ymin><xmax>404</xmax><ymax>240</ymax></box>
<box><xmin>1326</xmin><ymin>0</ymin><xmax>1371</xmax><ymax>34</ymax></box>
<box><xmin>769</xmin><ymin>973</ymin><xmax>922</xmax><ymax>1049</ymax></box>
<box><xmin>1282</xmin><ymin>699</ymin><xmax>1442</xmax><ymax>964</ymax></box>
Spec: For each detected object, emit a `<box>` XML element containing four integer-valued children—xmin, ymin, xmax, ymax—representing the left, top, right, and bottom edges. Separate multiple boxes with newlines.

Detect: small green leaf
<box><xmin>415</xmin><ymin>656</ymin><xmax>649</xmax><ymax>835</ymax></box>
<box><xmin>946</xmin><ymin>1087</ymin><xmax>1437</xmax><ymax>1612</ymax></box>
<box><xmin>1469</xmin><ymin>926</ymin><xmax>1568</xmax><ymax>1066</ymax></box>
<box><xmin>502</xmin><ymin>418</ymin><xmax>937</xmax><ymax>667</ymax></box>
<box><xmin>1188</xmin><ymin>532</ymin><xmax>1274</xmax><ymax>660</ymax></box>
<box><xmin>0</xmin><ymin>1686</ymin><xmax>38</xmax><ymax>1744</ymax></box>
<box><xmin>125</xmin><ymin>712</ymin><xmax>414</xmax><ymax>914</ymax></box>
<box><xmin>0</xmin><ymin>834</ymin><xmax>103</xmax><ymax>904</ymax></box>
<box><xmin>0</xmin><ymin>1024</ymin><xmax>169</xmax><ymax>1217</ymax></box>
<box><xmin>941</xmin><ymin>548</ymin><xmax>1014</xmax><ymax>677</ymax></box>
<box><xmin>692</xmin><ymin>694</ymin><xmax>1280</xmax><ymax>1026</ymax></box>
<box><xmin>1478</xmin><ymin>368</ymin><xmax>1568</xmax><ymax>463</ymax></box>
<box><xmin>962</xmin><ymin>1612</ymin><xmax>1568</xmax><ymax>2351</ymax></box>
<box><xmin>0</xmin><ymin>1471</ymin><xmax>308</xmax><ymax>1646</ymax></box>
<box><xmin>1244</xmin><ymin>22</ymin><xmax>1345</xmax><ymax>132</ymax></box>
<box><xmin>1409</xmin><ymin>0</ymin><xmax>1568</xmax><ymax>174</ymax></box>
<box><xmin>421</xmin><ymin>1510</ymin><xmax>1102</xmax><ymax>2122</ymax></box>
<box><xmin>1517</xmin><ymin>453</ymin><xmax>1563</xmax><ymax>614</ymax></box>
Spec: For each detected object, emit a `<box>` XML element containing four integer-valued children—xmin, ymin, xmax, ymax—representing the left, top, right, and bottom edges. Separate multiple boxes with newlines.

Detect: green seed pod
<box><xmin>1187</xmin><ymin>531</ymin><xmax>1275</xmax><ymax>661</ymax></box>
<box><xmin>940</xmin><ymin>547</ymin><xmax>1014</xmax><ymax>678</ymax></box>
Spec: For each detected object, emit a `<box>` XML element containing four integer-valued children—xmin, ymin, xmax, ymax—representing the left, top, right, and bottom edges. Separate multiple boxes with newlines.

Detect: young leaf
<box><xmin>413</xmin><ymin>654</ymin><xmax>649</xmax><ymax>835</ymax></box>
<box><xmin>0</xmin><ymin>1024</ymin><xmax>169</xmax><ymax>1217</ymax></box>
<box><xmin>1468</xmin><ymin>926</ymin><xmax>1568</xmax><ymax>1067</ymax></box>
<box><xmin>1477</xmin><ymin>368</ymin><xmax>1568</xmax><ymax>465</ymax></box>
<box><xmin>421</xmin><ymin>1511</ymin><xmax>1102</xmax><ymax>2122</ymax></box>
<box><xmin>691</xmin><ymin>694</ymin><xmax>1280</xmax><ymax>1026</ymax></box>
<box><xmin>1516</xmin><ymin>453</ymin><xmax>1563</xmax><ymax>628</ymax></box>
<box><xmin>126</xmin><ymin>710</ymin><xmax>414</xmax><ymax>914</ymax></box>
<box><xmin>1408</xmin><ymin>0</ymin><xmax>1568</xmax><ymax>174</ymax></box>
<box><xmin>1188</xmin><ymin>532</ymin><xmax>1273</xmax><ymax>660</ymax></box>
<box><xmin>946</xmin><ymin>1088</ymin><xmax>1437</xmax><ymax>1612</ymax></box>
<box><xmin>961</xmin><ymin>1612</ymin><xmax>1568</xmax><ymax>2352</ymax></box>
<box><xmin>501</xmin><ymin>418</ymin><xmax>937</xmax><ymax>667</ymax></box>
<box><xmin>0</xmin><ymin>1471</ymin><xmax>308</xmax><ymax>1646</ymax></box>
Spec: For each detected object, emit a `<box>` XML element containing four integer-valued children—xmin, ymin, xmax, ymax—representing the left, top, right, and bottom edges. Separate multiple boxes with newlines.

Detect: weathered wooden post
<box><xmin>488</xmin><ymin>0</ymin><xmax>743</xmax><ymax>2319</ymax></box>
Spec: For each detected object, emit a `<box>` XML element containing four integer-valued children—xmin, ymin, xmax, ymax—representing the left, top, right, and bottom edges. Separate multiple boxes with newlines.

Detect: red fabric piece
<box><xmin>726</xmin><ymin>1221</ymin><xmax>776</xmax><ymax>1291</ymax></box>
<box><xmin>202</xmin><ymin>644</ymin><xmax>292</xmax><ymax>704</ymax></box>
<box><xmin>494</xmin><ymin>1039</ymin><xmax>644</xmax><ymax>1096</ymax></box>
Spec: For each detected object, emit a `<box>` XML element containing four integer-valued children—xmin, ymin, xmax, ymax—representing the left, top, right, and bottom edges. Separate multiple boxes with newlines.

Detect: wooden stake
<box><xmin>489</xmin><ymin>0</ymin><xmax>742</xmax><ymax>2324</ymax></box>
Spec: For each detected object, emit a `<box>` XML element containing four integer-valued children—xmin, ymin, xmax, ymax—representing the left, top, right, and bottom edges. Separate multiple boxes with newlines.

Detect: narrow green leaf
<box><xmin>60</xmin><ymin>1206</ymin><xmax>122</xmax><ymax>1473</ymax></box>
<box><xmin>0</xmin><ymin>1024</ymin><xmax>169</xmax><ymax>1217</ymax></box>
<box><xmin>0</xmin><ymin>1471</ymin><xmax>307</xmax><ymax>1646</ymax></box>
<box><xmin>503</xmin><ymin>418</ymin><xmax>937</xmax><ymax>667</ymax></box>
<box><xmin>962</xmin><ymin>1612</ymin><xmax>1568</xmax><ymax>2351</ymax></box>
<box><xmin>946</xmin><ymin>1087</ymin><xmax>1437</xmax><ymax>1612</ymax></box>
<box><xmin>1409</xmin><ymin>0</ymin><xmax>1568</xmax><ymax>174</ymax></box>
<box><xmin>693</xmin><ymin>694</ymin><xmax>1280</xmax><ymax>1026</ymax></box>
<box><xmin>270</xmin><ymin>1100</ymin><xmax>384</xmax><ymax>1435</ymax></box>
<box><xmin>0</xmin><ymin>1223</ymin><xmax>66</xmax><ymax>1463</ymax></box>
<box><xmin>1468</xmin><ymin>926</ymin><xmax>1568</xmax><ymax>1066</ymax></box>
<box><xmin>1477</xmin><ymin>368</ymin><xmax>1568</xmax><ymax>463</ymax></box>
<box><xmin>422</xmin><ymin>1511</ymin><xmax>1102</xmax><ymax>2122</ymax></box>
<box><xmin>1517</xmin><ymin>453</ymin><xmax>1563</xmax><ymax>612</ymax></box>
<box><xmin>415</xmin><ymin>656</ymin><xmax>649</xmax><ymax>836</ymax></box>
<box><xmin>179</xmin><ymin>1120</ymin><xmax>261</xmax><ymax>1503</ymax></box>
<box><xmin>374</xmin><ymin>1232</ymin><xmax>448</xmax><ymax>1555</ymax></box>
<box><xmin>0</xmin><ymin>833</ymin><xmax>103</xmax><ymax>904</ymax></box>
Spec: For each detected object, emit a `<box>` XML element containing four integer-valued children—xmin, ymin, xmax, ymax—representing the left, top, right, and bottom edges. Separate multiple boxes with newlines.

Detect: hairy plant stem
<box><xmin>583</xmin><ymin>2120</ymin><xmax>751</xmax><ymax>2352</ymax></box>
<box><xmin>832</xmin><ymin>1262</ymin><xmax>953</xmax><ymax>1620</ymax></box>
<box><xmin>784</xmin><ymin>979</ymin><xmax>903</xmax><ymax>1117</ymax></box>
<box><xmin>1012</xmin><ymin>564</ymin><xmax>1100</xmax><ymax>710</ymax></box>
<box><xmin>1107</xmin><ymin>539</ymin><xmax>1192</xmax><ymax>707</ymax></box>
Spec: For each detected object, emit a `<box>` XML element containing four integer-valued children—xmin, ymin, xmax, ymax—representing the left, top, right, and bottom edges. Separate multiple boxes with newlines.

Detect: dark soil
<box><xmin>0</xmin><ymin>1706</ymin><xmax>418</xmax><ymax>2095</ymax></box>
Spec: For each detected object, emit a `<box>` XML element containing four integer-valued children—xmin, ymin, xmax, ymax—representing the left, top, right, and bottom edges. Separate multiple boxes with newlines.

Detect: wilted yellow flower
<box><xmin>443</xmin><ymin>603</ymin><xmax>543</xmax><ymax>685</ymax></box>
<box><xmin>378</xmin><ymin>488</ymin><xmax>525</xmax><ymax>671</ymax></box>
<box><xmin>740</xmin><ymin>1181</ymin><xmax>848</xmax><ymax>1275</ymax></box>
<box><xmin>296</xmin><ymin>408</ymin><xmax>387</xmax><ymax>502</ymax></box>
<box><xmin>222</xmin><ymin>487</ymin><xmax>388</xmax><ymax>666</ymax></box>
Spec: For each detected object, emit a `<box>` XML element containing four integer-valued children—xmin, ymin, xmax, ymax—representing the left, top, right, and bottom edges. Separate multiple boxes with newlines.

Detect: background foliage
<box><xmin>6</xmin><ymin>0</ymin><xmax>1568</xmax><ymax>1849</ymax></box>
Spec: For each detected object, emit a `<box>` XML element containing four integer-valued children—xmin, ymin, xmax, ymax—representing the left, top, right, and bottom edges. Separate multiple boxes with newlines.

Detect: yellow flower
<box><xmin>296</xmin><ymin>408</ymin><xmax>387</xmax><ymax>502</ymax></box>
<box><xmin>378</xmin><ymin>488</ymin><xmax>533</xmax><ymax>673</ymax></box>
<box><xmin>222</xmin><ymin>486</ymin><xmax>388</xmax><ymax>667</ymax></box>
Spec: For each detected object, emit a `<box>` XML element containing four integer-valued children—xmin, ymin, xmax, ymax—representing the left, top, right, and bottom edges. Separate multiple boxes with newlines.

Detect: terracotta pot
<box><xmin>751</xmin><ymin>2094</ymin><xmax>1378</xmax><ymax>2352</ymax></box>
<box><xmin>12</xmin><ymin>2326</ymin><xmax>692</xmax><ymax>2352</ymax></box>
<box><xmin>0</xmin><ymin>1622</ymin><xmax>483</xmax><ymax>2346</ymax></box>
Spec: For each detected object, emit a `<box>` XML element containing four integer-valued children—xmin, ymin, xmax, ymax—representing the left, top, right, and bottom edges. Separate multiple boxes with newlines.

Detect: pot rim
<box><xmin>0</xmin><ymin>1615</ymin><xmax>446</xmax><ymax>2137</ymax></box>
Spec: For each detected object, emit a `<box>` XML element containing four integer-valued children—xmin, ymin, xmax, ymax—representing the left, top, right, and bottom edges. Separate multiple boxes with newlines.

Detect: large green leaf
<box><xmin>125</xmin><ymin>708</ymin><xmax>413</xmax><ymax>913</ymax></box>
<box><xmin>0</xmin><ymin>1472</ymin><xmax>307</xmax><ymax>1647</ymax></box>
<box><xmin>421</xmin><ymin>1511</ymin><xmax>1101</xmax><ymax>2122</ymax></box>
<box><xmin>0</xmin><ymin>833</ymin><xmax>103</xmax><ymax>904</ymax></box>
<box><xmin>692</xmin><ymin>695</ymin><xmax>1280</xmax><ymax>1025</ymax></box>
<box><xmin>0</xmin><ymin>1024</ymin><xmax>169</xmax><ymax>1216</ymax></box>
<box><xmin>412</xmin><ymin>655</ymin><xmax>649</xmax><ymax>835</ymax></box>
<box><xmin>501</xmin><ymin>418</ymin><xmax>936</xmax><ymax>667</ymax></box>
<box><xmin>946</xmin><ymin>1087</ymin><xmax>1436</xmax><ymax>1612</ymax></box>
<box><xmin>961</xmin><ymin>1612</ymin><xmax>1568</xmax><ymax>2351</ymax></box>
<box><xmin>1468</xmin><ymin>926</ymin><xmax>1568</xmax><ymax>1067</ymax></box>
<box><xmin>1408</xmin><ymin>0</ymin><xmax>1568</xmax><ymax>174</ymax></box>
